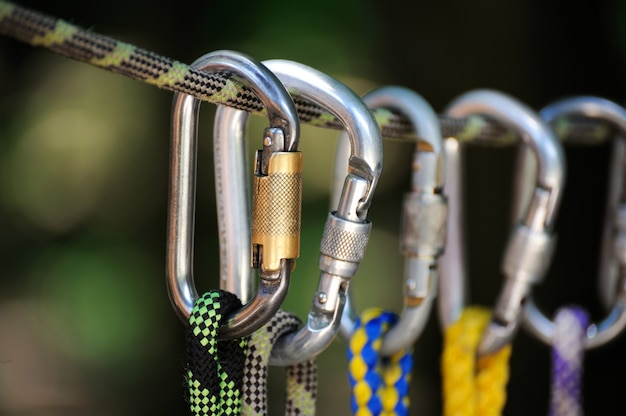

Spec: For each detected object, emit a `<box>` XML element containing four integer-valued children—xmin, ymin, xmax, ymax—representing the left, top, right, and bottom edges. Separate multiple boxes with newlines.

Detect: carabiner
<box><xmin>439</xmin><ymin>89</ymin><xmax>566</xmax><ymax>356</ymax></box>
<box><xmin>166</xmin><ymin>50</ymin><xmax>300</xmax><ymax>339</ymax></box>
<box><xmin>254</xmin><ymin>59</ymin><xmax>383</xmax><ymax>366</ymax></box>
<box><xmin>334</xmin><ymin>86</ymin><xmax>447</xmax><ymax>356</ymax></box>
<box><xmin>521</xmin><ymin>96</ymin><xmax>626</xmax><ymax>349</ymax></box>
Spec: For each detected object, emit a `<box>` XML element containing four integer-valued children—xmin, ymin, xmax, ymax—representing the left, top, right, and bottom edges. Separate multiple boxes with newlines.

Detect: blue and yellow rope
<box><xmin>348</xmin><ymin>308</ymin><xmax>413</xmax><ymax>416</ymax></box>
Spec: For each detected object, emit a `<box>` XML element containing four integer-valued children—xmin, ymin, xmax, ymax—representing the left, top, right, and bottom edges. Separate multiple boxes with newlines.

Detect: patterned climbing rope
<box><xmin>243</xmin><ymin>309</ymin><xmax>317</xmax><ymax>416</ymax></box>
<box><xmin>348</xmin><ymin>308</ymin><xmax>413</xmax><ymax>416</ymax></box>
<box><xmin>441</xmin><ymin>306</ymin><xmax>512</xmax><ymax>416</ymax></box>
<box><xmin>0</xmin><ymin>1</ymin><xmax>616</xmax><ymax>146</ymax></box>
<box><xmin>550</xmin><ymin>306</ymin><xmax>590</xmax><ymax>416</ymax></box>
<box><xmin>186</xmin><ymin>290</ymin><xmax>248</xmax><ymax>416</ymax></box>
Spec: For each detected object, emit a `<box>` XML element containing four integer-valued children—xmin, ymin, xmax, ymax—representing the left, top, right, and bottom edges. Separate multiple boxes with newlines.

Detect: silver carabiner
<box><xmin>439</xmin><ymin>89</ymin><xmax>566</xmax><ymax>356</ymax></box>
<box><xmin>166</xmin><ymin>50</ymin><xmax>300</xmax><ymax>339</ymax></box>
<box><xmin>521</xmin><ymin>96</ymin><xmax>626</xmax><ymax>349</ymax></box>
<box><xmin>334</xmin><ymin>86</ymin><xmax>447</xmax><ymax>356</ymax></box>
<box><xmin>254</xmin><ymin>59</ymin><xmax>383</xmax><ymax>366</ymax></box>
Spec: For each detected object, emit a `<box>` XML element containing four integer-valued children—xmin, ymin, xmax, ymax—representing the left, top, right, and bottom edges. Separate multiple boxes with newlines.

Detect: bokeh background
<box><xmin>1</xmin><ymin>0</ymin><xmax>626</xmax><ymax>414</ymax></box>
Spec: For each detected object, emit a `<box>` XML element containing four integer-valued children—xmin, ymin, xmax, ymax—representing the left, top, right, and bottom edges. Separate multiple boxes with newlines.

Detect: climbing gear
<box><xmin>166</xmin><ymin>50</ymin><xmax>300</xmax><ymax>338</ymax></box>
<box><xmin>441</xmin><ymin>306</ymin><xmax>511</xmax><ymax>416</ymax></box>
<box><xmin>335</xmin><ymin>86</ymin><xmax>445</xmax><ymax>415</ymax></box>
<box><xmin>549</xmin><ymin>306</ymin><xmax>589</xmax><ymax>416</ymax></box>
<box><xmin>520</xmin><ymin>96</ymin><xmax>626</xmax><ymax>349</ymax></box>
<box><xmin>439</xmin><ymin>89</ymin><xmax>566</xmax><ymax>355</ymax></box>
<box><xmin>212</xmin><ymin>70</ymin><xmax>316</xmax><ymax>415</ymax></box>
<box><xmin>0</xmin><ymin>1</ymin><xmax>615</xmax><ymax>146</ymax></box>
<box><xmin>334</xmin><ymin>86</ymin><xmax>447</xmax><ymax>356</ymax></box>
<box><xmin>185</xmin><ymin>291</ymin><xmax>248</xmax><ymax>416</ymax></box>
<box><xmin>260</xmin><ymin>59</ymin><xmax>384</xmax><ymax>366</ymax></box>
<box><xmin>347</xmin><ymin>308</ymin><xmax>412</xmax><ymax>416</ymax></box>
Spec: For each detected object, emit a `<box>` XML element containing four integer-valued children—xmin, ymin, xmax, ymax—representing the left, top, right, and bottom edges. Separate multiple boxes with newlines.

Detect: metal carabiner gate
<box><xmin>166</xmin><ymin>50</ymin><xmax>300</xmax><ymax>339</ymax></box>
<box><xmin>262</xmin><ymin>59</ymin><xmax>383</xmax><ymax>365</ymax></box>
<box><xmin>439</xmin><ymin>89</ymin><xmax>566</xmax><ymax>355</ymax></box>
<box><xmin>334</xmin><ymin>86</ymin><xmax>447</xmax><ymax>356</ymax></box>
<box><xmin>520</xmin><ymin>96</ymin><xmax>626</xmax><ymax>349</ymax></box>
<box><xmin>211</xmin><ymin>59</ymin><xmax>382</xmax><ymax>365</ymax></box>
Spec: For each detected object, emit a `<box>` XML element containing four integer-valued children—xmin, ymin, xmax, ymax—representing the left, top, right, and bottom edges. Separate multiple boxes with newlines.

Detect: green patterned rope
<box><xmin>186</xmin><ymin>290</ymin><xmax>248</xmax><ymax>416</ymax></box>
<box><xmin>0</xmin><ymin>1</ymin><xmax>615</xmax><ymax>146</ymax></box>
<box><xmin>243</xmin><ymin>310</ymin><xmax>317</xmax><ymax>416</ymax></box>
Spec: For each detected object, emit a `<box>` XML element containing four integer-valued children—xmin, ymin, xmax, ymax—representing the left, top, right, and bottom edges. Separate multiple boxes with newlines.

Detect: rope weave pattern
<box><xmin>0</xmin><ymin>1</ymin><xmax>615</xmax><ymax>145</ymax></box>
<box><xmin>441</xmin><ymin>306</ymin><xmax>512</xmax><ymax>416</ymax></box>
<box><xmin>348</xmin><ymin>308</ymin><xmax>413</xmax><ymax>416</ymax></box>
<box><xmin>550</xmin><ymin>306</ymin><xmax>590</xmax><ymax>416</ymax></box>
<box><xmin>186</xmin><ymin>291</ymin><xmax>248</xmax><ymax>416</ymax></box>
<box><xmin>243</xmin><ymin>309</ymin><xmax>317</xmax><ymax>416</ymax></box>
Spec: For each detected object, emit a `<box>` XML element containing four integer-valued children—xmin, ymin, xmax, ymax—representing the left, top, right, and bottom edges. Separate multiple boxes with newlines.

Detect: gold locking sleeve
<box><xmin>252</xmin><ymin>151</ymin><xmax>302</xmax><ymax>272</ymax></box>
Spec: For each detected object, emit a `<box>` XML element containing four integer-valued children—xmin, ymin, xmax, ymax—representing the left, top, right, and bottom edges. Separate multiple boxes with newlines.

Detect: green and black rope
<box><xmin>0</xmin><ymin>0</ymin><xmax>615</xmax><ymax>146</ymax></box>
<box><xmin>186</xmin><ymin>292</ymin><xmax>317</xmax><ymax>416</ymax></box>
<box><xmin>186</xmin><ymin>291</ymin><xmax>248</xmax><ymax>416</ymax></box>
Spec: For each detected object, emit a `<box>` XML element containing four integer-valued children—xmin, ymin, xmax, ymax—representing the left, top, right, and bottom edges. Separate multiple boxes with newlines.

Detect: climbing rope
<box><xmin>243</xmin><ymin>309</ymin><xmax>317</xmax><ymax>416</ymax></box>
<box><xmin>550</xmin><ymin>306</ymin><xmax>590</xmax><ymax>416</ymax></box>
<box><xmin>186</xmin><ymin>290</ymin><xmax>248</xmax><ymax>416</ymax></box>
<box><xmin>441</xmin><ymin>306</ymin><xmax>512</xmax><ymax>416</ymax></box>
<box><xmin>348</xmin><ymin>308</ymin><xmax>413</xmax><ymax>416</ymax></box>
<box><xmin>0</xmin><ymin>1</ymin><xmax>615</xmax><ymax>145</ymax></box>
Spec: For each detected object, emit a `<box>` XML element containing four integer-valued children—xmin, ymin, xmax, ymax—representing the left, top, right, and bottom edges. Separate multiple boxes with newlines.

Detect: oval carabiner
<box><xmin>521</xmin><ymin>96</ymin><xmax>626</xmax><ymax>349</ymax></box>
<box><xmin>439</xmin><ymin>89</ymin><xmax>566</xmax><ymax>356</ymax></box>
<box><xmin>256</xmin><ymin>59</ymin><xmax>383</xmax><ymax>366</ymax></box>
<box><xmin>166</xmin><ymin>50</ymin><xmax>300</xmax><ymax>339</ymax></box>
<box><xmin>334</xmin><ymin>86</ymin><xmax>447</xmax><ymax>356</ymax></box>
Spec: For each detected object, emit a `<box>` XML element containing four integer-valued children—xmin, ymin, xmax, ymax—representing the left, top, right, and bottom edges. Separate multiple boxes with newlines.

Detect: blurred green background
<box><xmin>1</xmin><ymin>0</ymin><xmax>626</xmax><ymax>414</ymax></box>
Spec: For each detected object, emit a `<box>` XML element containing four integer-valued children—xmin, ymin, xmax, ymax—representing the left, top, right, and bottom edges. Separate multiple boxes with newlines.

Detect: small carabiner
<box><xmin>335</xmin><ymin>86</ymin><xmax>447</xmax><ymax>356</ymax></box>
<box><xmin>166</xmin><ymin>50</ymin><xmax>300</xmax><ymax>339</ymax></box>
<box><xmin>521</xmin><ymin>96</ymin><xmax>626</xmax><ymax>349</ymax></box>
<box><xmin>256</xmin><ymin>59</ymin><xmax>383</xmax><ymax>366</ymax></box>
<box><xmin>439</xmin><ymin>89</ymin><xmax>566</xmax><ymax>356</ymax></box>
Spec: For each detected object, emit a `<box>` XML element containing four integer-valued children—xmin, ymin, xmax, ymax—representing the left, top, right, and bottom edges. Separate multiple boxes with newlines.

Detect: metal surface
<box><xmin>166</xmin><ymin>50</ymin><xmax>299</xmax><ymax>339</ymax></box>
<box><xmin>440</xmin><ymin>89</ymin><xmax>566</xmax><ymax>356</ymax></box>
<box><xmin>521</xmin><ymin>96</ymin><xmax>626</xmax><ymax>349</ymax></box>
<box><xmin>262</xmin><ymin>59</ymin><xmax>384</xmax><ymax>366</ymax></box>
<box><xmin>333</xmin><ymin>86</ymin><xmax>447</xmax><ymax>356</ymax></box>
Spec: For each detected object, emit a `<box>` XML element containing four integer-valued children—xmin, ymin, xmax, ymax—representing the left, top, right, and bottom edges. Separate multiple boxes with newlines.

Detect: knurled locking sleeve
<box><xmin>501</xmin><ymin>224</ymin><xmax>556</xmax><ymax>284</ymax></box>
<box><xmin>251</xmin><ymin>151</ymin><xmax>302</xmax><ymax>272</ymax></box>
<box><xmin>319</xmin><ymin>213</ymin><xmax>371</xmax><ymax>278</ymax></box>
<box><xmin>401</xmin><ymin>193</ymin><xmax>448</xmax><ymax>257</ymax></box>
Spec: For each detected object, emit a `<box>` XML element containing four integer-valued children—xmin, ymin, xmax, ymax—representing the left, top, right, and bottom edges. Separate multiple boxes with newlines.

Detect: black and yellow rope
<box><xmin>0</xmin><ymin>1</ymin><xmax>615</xmax><ymax>146</ymax></box>
<box><xmin>243</xmin><ymin>310</ymin><xmax>317</xmax><ymax>416</ymax></box>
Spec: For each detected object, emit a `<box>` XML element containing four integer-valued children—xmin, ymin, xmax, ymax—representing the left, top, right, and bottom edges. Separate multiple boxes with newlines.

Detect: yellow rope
<box><xmin>441</xmin><ymin>306</ymin><xmax>512</xmax><ymax>416</ymax></box>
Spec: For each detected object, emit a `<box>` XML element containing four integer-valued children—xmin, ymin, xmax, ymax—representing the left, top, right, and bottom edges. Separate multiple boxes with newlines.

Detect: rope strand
<box><xmin>243</xmin><ymin>309</ymin><xmax>317</xmax><ymax>416</ymax></box>
<box><xmin>441</xmin><ymin>306</ymin><xmax>512</xmax><ymax>416</ymax></box>
<box><xmin>348</xmin><ymin>308</ymin><xmax>413</xmax><ymax>416</ymax></box>
<box><xmin>550</xmin><ymin>306</ymin><xmax>590</xmax><ymax>416</ymax></box>
<box><xmin>186</xmin><ymin>291</ymin><xmax>248</xmax><ymax>416</ymax></box>
<box><xmin>0</xmin><ymin>0</ymin><xmax>615</xmax><ymax>145</ymax></box>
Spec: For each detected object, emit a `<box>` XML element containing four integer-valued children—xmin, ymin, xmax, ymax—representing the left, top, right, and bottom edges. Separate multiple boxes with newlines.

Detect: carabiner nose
<box><xmin>522</xmin><ymin>96</ymin><xmax>626</xmax><ymax>349</ymax></box>
<box><xmin>441</xmin><ymin>89</ymin><xmax>566</xmax><ymax>356</ymax></box>
<box><xmin>335</xmin><ymin>86</ymin><xmax>447</xmax><ymax>356</ymax></box>
<box><xmin>166</xmin><ymin>50</ymin><xmax>300</xmax><ymax>339</ymax></box>
<box><xmin>262</xmin><ymin>59</ymin><xmax>383</xmax><ymax>366</ymax></box>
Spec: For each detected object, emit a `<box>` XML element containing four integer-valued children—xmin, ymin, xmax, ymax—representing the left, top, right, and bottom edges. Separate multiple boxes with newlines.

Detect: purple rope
<box><xmin>549</xmin><ymin>306</ymin><xmax>590</xmax><ymax>416</ymax></box>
